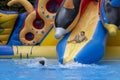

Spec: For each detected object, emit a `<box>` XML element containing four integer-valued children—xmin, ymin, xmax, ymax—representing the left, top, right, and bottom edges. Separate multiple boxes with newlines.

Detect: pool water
<box><xmin>0</xmin><ymin>58</ymin><xmax>120</xmax><ymax>80</ymax></box>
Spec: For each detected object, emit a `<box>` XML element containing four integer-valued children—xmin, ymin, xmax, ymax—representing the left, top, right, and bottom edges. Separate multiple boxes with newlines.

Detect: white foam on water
<box><xmin>27</xmin><ymin>62</ymin><xmax>41</xmax><ymax>68</ymax></box>
<box><xmin>27</xmin><ymin>57</ymin><xmax>47</xmax><ymax>68</ymax></box>
<box><xmin>12</xmin><ymin>58</ymin><xmax>108</xmax><ymax>69</ymax></box>
<box><xmin>59</xmin><ymin>62</ymin><xmax>91</xmax><ymax>69</ymax></box>
<box><xmin>59</xmin><ymin>62</ymin><xmax>107</xmax><ymax>69</ymax></box>
<box><xmin>12</xmin><ymin>57</ymin><xmax>48</xmax><ymax>68</ymax></box>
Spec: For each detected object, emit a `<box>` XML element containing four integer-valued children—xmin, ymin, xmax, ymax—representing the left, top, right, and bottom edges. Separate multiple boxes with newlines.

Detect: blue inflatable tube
<box><xmin>99</xmin><ymin>0</ymin><xmax>108</xmax><ymax>24</ymax></box>
<box><xmin>100</xmin><ymin>0</ymin><xmax>120</xmax><ymax>25</ymax></box>
<box><xmin>110</xmin><ymin>0</ymin><xmax>120</xmax><ymax>7</ymax></box>
<box><xmin>74</xmin><ymin>21</ymin><xmax>107</xmax><ymax>64</ymax></box>
<box><xmin>0</xmin><ymin>46</ymin><xmax>14</xmax><ymax>56</ymax></box>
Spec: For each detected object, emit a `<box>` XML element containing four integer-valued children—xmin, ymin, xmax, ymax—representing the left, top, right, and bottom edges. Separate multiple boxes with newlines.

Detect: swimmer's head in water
<box><xmin>39</xmin><ymin>60</ymin><xmax>45</xmax><ymax>66</ymax></box>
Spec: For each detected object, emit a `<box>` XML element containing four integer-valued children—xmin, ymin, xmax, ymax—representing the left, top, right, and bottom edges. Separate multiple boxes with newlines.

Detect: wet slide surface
<box><xmin>63</xmin><ymin>2</ymin><xmax>99</xmax><ymax>63</ymax></box>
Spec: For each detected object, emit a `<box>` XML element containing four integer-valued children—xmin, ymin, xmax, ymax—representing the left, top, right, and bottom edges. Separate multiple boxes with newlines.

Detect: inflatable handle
<box><xmin>104</xmin><ymin>24</ymin><xmax>117</xmax><ymax>36</ymax></box>
<box><xmin>7</xmin><ymin>0</ymin><xmax>34</xmax><ymax>14</ymax></box>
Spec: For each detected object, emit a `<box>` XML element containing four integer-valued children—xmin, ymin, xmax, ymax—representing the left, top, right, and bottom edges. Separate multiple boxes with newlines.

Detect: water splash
<box><xmin>59</xmin><ymin>61</ymin><xmax>109</xmax><ymax>69</ymax></box>
<box><xmin>12</xmin><ymin>57</ymin><xmax>47</xmax><ymax>68</ymax></box>
<box><xmin>59</xmin><ymin>62</ymin><xmax>93</xmax><ymax>69</ymax></box>
<box><xmin>11</xmin><ymin>58</ymin><xmax>108</xmax><ymax>70</ymax></box>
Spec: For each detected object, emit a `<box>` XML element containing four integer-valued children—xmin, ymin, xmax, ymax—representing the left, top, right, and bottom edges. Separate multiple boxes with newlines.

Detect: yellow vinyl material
<box><xmin>105</xmin><ymin>30</ymin><xmax>120</xmax><ymax>58</ymax></box>
<box><xmin>105</xmin><ymin>46</ymin><xmax>120</xmax><ymax>58</ymax></box>
<box><xmin>63</xmin><ymin>2</ymin><xmax>99</xmax><ymax>63</ymax></box>
<box><xmin>0</xmin><ymin>46</ymin><xmax>57</xmax><ymax>58</ymax></box>
<box><xmin>0</xmin><ymin>13</ymin><xmax>18</xmax><ymax>44</ymax></box>
<box><xmin>7</xmin><ymin>0</ymin><xmax>34</xmax><ymax>14</ymax></box>
<box><xmin>40</xmin><ymin>28</ymin><xmax>60</xmax><ymax>46</ymax></box>
<box><xmin>104</xmin><ymin>24</ymin><xmax>117</xmax><ymax>36</ymax></box>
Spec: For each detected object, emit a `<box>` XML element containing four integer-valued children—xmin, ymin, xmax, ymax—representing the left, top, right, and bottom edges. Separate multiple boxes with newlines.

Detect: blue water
<box><xmin>0</xmin><ymin>58</ymin><xmax>120</xmax><ymax>80</ymax></box>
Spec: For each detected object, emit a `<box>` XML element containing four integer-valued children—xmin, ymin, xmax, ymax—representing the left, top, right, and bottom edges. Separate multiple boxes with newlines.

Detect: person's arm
<box><xmin>67</xmin><ymin>35</ymin><xmax>77</xmax><ymax>43</ymax></box>
<box><xmin>80</xmin><ymin>36</ymin><xmax>87</xmax><ymax>42</ymax></box>
<box><xmin>67</xmin><ymin>38</ymin><xmax>75</xmax><ymax>43</ymax></box>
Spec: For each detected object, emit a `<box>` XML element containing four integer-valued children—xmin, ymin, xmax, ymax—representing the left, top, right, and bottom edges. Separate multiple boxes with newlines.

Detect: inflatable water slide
<box><xmin>56</xmin><ymin>0</ymin><xmax>107</xmax><ymax>64</ymax></box>
<box><xmin>0</xmin><ymin>0</ymin><xmax>120</xmax><ymax>64</ymax></box>
<box><xmin>56</xmin><ymin>0</ymin><xmax>120</xmax><ymax>64</ymax></box>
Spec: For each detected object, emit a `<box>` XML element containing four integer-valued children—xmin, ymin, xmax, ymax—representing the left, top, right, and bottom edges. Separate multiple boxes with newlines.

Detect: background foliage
<box><xmin>0</xmin><ymin>0</ymin><xmax>35</xmax><ymax>13</ymax></box>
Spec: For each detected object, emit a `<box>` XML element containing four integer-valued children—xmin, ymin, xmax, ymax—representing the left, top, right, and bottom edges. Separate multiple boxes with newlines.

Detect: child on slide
<box><xmin>67</xmin><ymin>31</ymin><xmax>87</xmax><ymax>43</ymax></box>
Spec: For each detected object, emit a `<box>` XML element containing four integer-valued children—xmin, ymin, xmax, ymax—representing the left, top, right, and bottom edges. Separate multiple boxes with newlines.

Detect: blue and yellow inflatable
<box><xmin>56</xmin><ymin>0</ymin><xmax>107</xmax><ymax>64</ymax></box>
<box><xmin>0</xmin><ymin>0</ymin><xmax>120</xmax><ymax>64</ymax></box>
